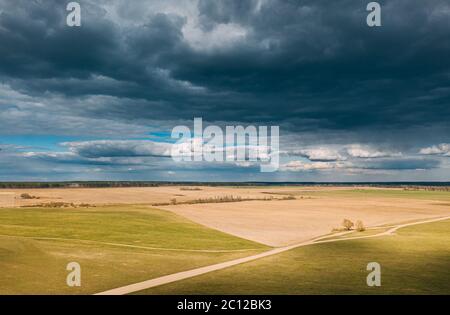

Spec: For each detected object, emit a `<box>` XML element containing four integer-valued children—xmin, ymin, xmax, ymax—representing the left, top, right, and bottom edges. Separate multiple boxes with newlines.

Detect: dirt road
<box><xmin>95</xmin><ymin>216</ymin><xmax>450</xmax><ymax>295</ymax></box>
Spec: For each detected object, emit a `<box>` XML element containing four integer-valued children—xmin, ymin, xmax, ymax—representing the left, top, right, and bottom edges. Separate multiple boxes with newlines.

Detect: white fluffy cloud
<box><xmin>280</xmin><ymin>161</ymin><xmax>338</xmax><ymax>171</ymax></box>
<box><xmin>290</xmin><ymin>147</ymin><xmax>344</xmax><ymax>161</ymax></box>
<box><xmin>419</xmin><ymin>143</ymin><xmax>450</xmax><ymax>156</ymax></box>
<box><xmin>289</xmin><ymin>144</ymin><xmax>402</xmax><ymax>162</ymax></box>
<box><xmin>346</xmin><ymin>145</ymin><xmax>402</xmax><ymax>159</ymax></box>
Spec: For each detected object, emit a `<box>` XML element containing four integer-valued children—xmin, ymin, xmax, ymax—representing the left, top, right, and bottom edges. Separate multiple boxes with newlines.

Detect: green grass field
<box><xmin>138</xmin><ymin>219</ymin><xmax>450</xmax><ymax>295</ymax></box>
<box><xmin>0</xmin><ymin>206</ymin><xmax>267</xmax><ymax>294</ymax></box>
<box><xmin>308</xmin><ymin>189</ymin><xmax>450</xmax><ymax>201</ymax></box>
<box><xmin>1</xmin><ymin>190</ymin><xmax>449</xmax><ymax>295</ymax></box>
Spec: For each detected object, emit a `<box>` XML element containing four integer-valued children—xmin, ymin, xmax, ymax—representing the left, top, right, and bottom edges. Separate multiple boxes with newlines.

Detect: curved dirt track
<box><xmin>95</xmin><ymin>215</ymin><xmax>450</xmax><ymax>295</ymax></box>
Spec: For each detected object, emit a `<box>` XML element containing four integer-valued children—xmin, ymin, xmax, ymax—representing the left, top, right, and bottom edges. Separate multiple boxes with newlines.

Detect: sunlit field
<box><xmin>0</xmin><ymin>187</ymin><xmax>449</xmax><ymax>295</ymax></box>
<box><xmin>0</xmin><ymin>205</ymin><xmax>266</xmax><ymax>294</ymax></box>
<box><xmin>139</xmin><ymin>219</ymin><xmax>450</xmax><ymax>295</ymax></box>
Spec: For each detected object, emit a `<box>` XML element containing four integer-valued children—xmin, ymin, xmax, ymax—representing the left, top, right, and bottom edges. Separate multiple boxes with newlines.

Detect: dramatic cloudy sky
<box><xmin>0</xmin><ymin>0</ymin><xmax>449</xmax><ymax>181</ymax></box>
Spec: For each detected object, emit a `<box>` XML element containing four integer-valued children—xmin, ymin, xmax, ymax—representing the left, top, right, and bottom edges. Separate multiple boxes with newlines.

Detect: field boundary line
<box><xmin>95</xmin><ymin>215</ymin><xmax>450</xmax><ymax>295</ymax></box>
<box><xmin>0</xmin><ymin>234</ymin><xmax>264</xmax><ymax>253</ymax></box>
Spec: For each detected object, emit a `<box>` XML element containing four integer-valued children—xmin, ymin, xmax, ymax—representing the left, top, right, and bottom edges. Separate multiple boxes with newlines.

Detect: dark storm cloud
<box><xmin>63</xmin><ymin>140</ymin><xmax>171</xmax><ymax>158</ymax></box>
<box><xmin>1</xmin><ymin>0</ymin><xmax>450</xmax><ymax>134</ymax></box>
<box><xmin>0</xmin><ymin>0</ymin><xmax>116</xmax><ymax>79</ymax></box>
<box><xmin>1</xmin><ymin>0</ymin><xmax>450</xmax><ymax>180</ymax></box>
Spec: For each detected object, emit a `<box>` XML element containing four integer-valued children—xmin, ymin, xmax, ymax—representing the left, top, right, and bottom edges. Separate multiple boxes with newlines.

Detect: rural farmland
<box><xmin>0</xmin><ymin>185</ymin><xmax>449</xmax><ymax>294</ymax></box>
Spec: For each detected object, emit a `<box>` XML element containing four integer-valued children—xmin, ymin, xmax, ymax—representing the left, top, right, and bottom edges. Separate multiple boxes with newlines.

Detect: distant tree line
<box><xmin>402</xmin><ymin>186</ymin><xmax>450</xmax><ymax>192</ymax></box>
<box><xmin>0</xmin><ymin>182</ymin><xmax>161</xmax><ymax>189</ymax></box>
<box><xmin>0</xmin><ymin>181</ymin><xmax>448</xmax><ymax>189</ymax></box>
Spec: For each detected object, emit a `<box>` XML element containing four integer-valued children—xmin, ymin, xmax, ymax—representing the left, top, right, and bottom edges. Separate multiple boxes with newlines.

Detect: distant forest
<box><xmin>0</xmin><ymin>181</ymin><xmax>449</xmax><ymax>190</ymax></box>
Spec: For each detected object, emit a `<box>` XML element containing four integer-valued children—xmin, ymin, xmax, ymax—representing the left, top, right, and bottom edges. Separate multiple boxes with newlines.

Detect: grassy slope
<box><xmin>140</xmin><ymin>220</ymin><xmax>450</xmax><ymax>295</ymax></box>
<box><xmin>0</xmin><ymin>206</ymin><xmax>266</xmax><ymax>250</ymax></box>
<box><xmin>0</xmin><ymin>206</ymin><xmax>267</xmax><ymax>294</ymax></box>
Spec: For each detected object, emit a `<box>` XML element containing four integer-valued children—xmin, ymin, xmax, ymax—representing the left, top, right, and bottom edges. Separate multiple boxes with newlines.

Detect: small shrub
<box><xmin>342</xmin><ymin>219</ymin><xmax>354</xmax><ymax>231</ymax></box>
<box><xmin>32</xmin><ymin>202</ymin><xmax>77</xmax><ymax>208</ymax></box>
<box><xmin>20</xmin><ymin>193</ymin><xmax>38</xmax><ymax>199</ymax></box>
<box><xmin>79</xmin><ymin>203</ymin><xmax>95</xmax><ymax>208</ymax></box>
<box><xmin>151</xmin><ymin>202</ymin><xmax>170</xmax><ymax>206</ymax></box>
<box><xmin>152</xmin><ymin>195</ymin><xmax>284</xmax><ymax>206</ymax></box>
<box><xmin>355</xmin><ymin>220</ymin><xmax>366</xmax><ymax>232</ymax></box>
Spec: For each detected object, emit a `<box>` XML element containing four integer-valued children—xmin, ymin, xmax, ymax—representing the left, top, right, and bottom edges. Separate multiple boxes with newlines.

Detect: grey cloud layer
<box><xmin>63</xmin><ymin>140</ymin><xmax>172</xmax><ymax>158</ymax></box>
<box><xmin>1</xmin><ymin>1</ymin><xmax>450</xmax><ymax>133</ymax></box>
<box><xmin>0</xmin><ymin>0</ymin><xmax>449</xmax><ymax>180</ymax></box>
